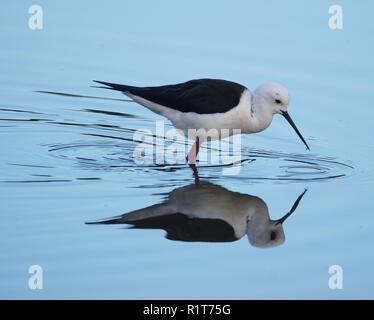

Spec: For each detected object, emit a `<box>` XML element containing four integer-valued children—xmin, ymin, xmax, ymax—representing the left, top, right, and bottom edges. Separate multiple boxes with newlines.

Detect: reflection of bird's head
<box><xmin>247</xmin><ymin>220</ymin><xmax>286</xmax><ymax>248</ymax></box>
<box><xmin>246</xmin><ymin>188</ymin><xmax>307</xmax><ymax>248</ymax></box>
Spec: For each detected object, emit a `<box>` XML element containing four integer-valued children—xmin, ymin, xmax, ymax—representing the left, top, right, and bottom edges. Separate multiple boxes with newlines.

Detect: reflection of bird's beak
<box><xmin>275</xmin><ymin>189</ymin><xmax>308</xmax><ymax>225</ymax></box>
<box><xmin>281</xmin><ymin>111</ymin><xmax>310</xmax><ymax>150</ymax></box>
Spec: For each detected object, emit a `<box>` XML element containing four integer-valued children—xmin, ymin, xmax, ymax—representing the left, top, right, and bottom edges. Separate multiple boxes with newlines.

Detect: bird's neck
<box><xmin>250</xmin><ymin>97</ymin><xmax>273</xmax><ymax>133</ymax></box>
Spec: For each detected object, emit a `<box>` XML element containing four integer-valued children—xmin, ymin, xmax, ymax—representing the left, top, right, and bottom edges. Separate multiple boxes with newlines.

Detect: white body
<box><xmin>127</xmin><ymin>87</ymin><xmax>275</xmax><ymax>142</ymax></box>
<box><xmin>123</xmin><ymin>81</ymin><xmax>311</xmax><ymax>151</ymax></box>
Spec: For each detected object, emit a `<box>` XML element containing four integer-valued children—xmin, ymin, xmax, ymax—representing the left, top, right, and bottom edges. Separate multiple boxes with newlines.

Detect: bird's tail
<box><xmin>92</xmin><ymin>80</ymin><xmax>136</xmax><ymax>93</ymax></box>
<box><xmin>85</xmin><ymin>203</ymin><xmax>175</xmax><ymax>225</ymax></box>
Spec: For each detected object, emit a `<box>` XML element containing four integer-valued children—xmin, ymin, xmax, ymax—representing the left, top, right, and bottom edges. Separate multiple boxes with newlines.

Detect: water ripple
<box><xmin>47</xmin><ymin>136</ymin><xmax>354</xmax><ymax>183</ymax></box>
<box><xmin>0</xmin><ymin>102</ymin><xmax>355</xmax><ymax>184</ymax></box>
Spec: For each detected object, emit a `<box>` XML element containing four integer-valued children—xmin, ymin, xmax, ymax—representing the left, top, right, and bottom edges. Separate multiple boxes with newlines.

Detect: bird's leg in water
<box><xmin>189</xmin><ymin>163</ymin><xmax>200</xmax><ymax>185</ymax></box>
<box><xmin>186</xmin><ymin>137</ymin><xmax>200</xmax><ymax>185</ymax></box>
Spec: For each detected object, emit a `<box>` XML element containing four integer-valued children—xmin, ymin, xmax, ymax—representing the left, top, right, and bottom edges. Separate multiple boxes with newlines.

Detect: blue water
<box><xmin>1</xmin><ymin>1</ymin><xmax>373</xmax><ymax>299</ymax></box>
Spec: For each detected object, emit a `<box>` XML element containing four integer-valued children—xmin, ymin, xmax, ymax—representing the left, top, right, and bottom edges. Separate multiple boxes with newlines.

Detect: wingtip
<box><xmin>91</xmin><ymin>80</ymin><xmax>119</xmax><ymax>90</ymax></box>
<box><xmin>90</xmin><ymin>85</ymin><xmax>110</xmax><ymax>89</ymax></box>
<box><xmin>93</xmin><ymin>80</ymin><xmax>109</xmax><ymax>86</ymax></box>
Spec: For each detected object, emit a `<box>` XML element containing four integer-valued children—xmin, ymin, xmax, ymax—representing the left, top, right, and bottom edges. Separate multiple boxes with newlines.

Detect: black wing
<box><xmin>93</xmin><ymin>78</ymin><xmax>246</xmax><ymax>114</ymax></box>
<box><xmin>88</xmin><ymin>213</ymin><xmax>238</xmax><ymax>242</ymax></box>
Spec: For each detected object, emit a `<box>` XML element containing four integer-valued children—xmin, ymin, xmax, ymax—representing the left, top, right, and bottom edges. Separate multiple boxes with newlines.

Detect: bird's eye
<box><xmin>275</xmin><ymin>99</ymin><xmax>282</xmax><ymax>104</ymax></box>
<box><xmin>270</xmin><ymin>231</ymin><xmax>277</xmax><ymax>241</ymax></box>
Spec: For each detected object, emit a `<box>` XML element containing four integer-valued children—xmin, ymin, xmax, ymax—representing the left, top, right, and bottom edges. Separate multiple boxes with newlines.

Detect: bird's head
<box><xmin>247</xmin><ymin>220</ymin><xmax>286</xmax><ymax>248</ymax></box>
<box><xmin>254</xmin><ymin>82</ymin><xmax>290</xmax><ymax>114</ymax></box>
<box><xmin>246</xmin><ymin>189</ymin><xmax>308</xmax><ymax>248</ymax></box>
<box><xmin>254</xmin><ymin>82</ymin><xmax>310</xmax><ymax>150</ymax></box>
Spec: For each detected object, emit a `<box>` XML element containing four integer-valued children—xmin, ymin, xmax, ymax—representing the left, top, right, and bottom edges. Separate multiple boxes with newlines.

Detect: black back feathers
<box><xmin>94</xmin><ymin>78</ymin><xmax>246</xmax><ymax>114</ymax></box>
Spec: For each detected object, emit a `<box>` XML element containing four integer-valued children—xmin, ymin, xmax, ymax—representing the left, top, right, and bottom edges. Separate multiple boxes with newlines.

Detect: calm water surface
<box><xmin>1</xmin><ymin>1</ymin><xmax>374</xmax><ymax>299</ymax></box>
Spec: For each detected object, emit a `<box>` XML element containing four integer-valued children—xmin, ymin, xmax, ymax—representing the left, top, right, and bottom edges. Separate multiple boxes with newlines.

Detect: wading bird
<box><xmin>94</xmin><ymin>79</ymin><xmax>310</xmax><ymax>180</ymax></box>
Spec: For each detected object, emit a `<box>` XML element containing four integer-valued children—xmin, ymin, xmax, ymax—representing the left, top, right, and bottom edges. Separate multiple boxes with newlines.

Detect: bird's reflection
<box><xmin>87</xmin><ymin>183</ymin><xmax>307</xmax><ymax>248</ymax></box>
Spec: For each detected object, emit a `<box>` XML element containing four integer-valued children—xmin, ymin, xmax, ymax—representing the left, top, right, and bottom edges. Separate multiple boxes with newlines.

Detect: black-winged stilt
<box><xmin>93</xmin><ymin>79</ymin><xmax>310</xmax><ymax>179</ymax></box>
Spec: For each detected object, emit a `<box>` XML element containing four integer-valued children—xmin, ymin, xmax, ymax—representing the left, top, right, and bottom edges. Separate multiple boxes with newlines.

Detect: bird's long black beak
<box><xmin>281</xmin><ymin>111</ymin><xmax>310</xmax><ymax>150</ymax></box>
<box><xmin>275</xmin><ymin>189</ymin><xmax>308</xmax><ymax>225</ymax></box>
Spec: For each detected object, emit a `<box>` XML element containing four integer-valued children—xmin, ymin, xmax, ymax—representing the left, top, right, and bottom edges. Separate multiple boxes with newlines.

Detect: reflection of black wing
<box><xmin>91</xmin><ymin>213</ymin><xmax>238</xmax><ymax>242</ymax></box>
<box><xmin>93</xmin><ymin>79</ymin><xmax>246</xmax><ymax>114</ymax></box>
<box><xmin>129</xmin><ymin>213</ymin><xmax>238</xmax><ymax>242</ymax></box>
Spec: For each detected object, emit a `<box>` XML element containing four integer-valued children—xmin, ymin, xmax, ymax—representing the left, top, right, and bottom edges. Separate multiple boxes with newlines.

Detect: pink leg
<box><xmin>186</xmin><ymin>138</ymin><xmax>200</xmax><ymax>186</ymax></box>
<box><xmin>186</xmin><ymin>138</ymin><xmax>200</xmax><ymax>165</ymax></box>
